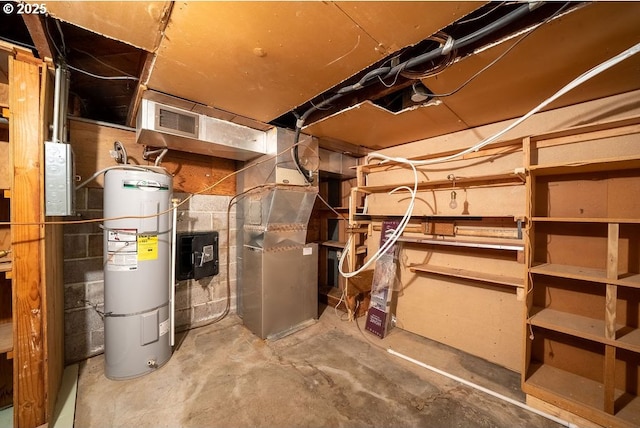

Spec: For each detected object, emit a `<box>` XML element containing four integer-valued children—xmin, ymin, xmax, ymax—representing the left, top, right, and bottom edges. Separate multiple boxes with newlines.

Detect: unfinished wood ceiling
<box><xmin>6</xmin><ymin>1</ymin><xmax>640</xmax><ymax>151</ymax></box>
<box><xmin>147</xmin><ymin>1</ymin><xmax>481</xmax><ymax>123</ymax></box>
<box><xmin>305</xmin><ymin>1</ymin><xmax>640</xmax><ymax>149</ymax></box>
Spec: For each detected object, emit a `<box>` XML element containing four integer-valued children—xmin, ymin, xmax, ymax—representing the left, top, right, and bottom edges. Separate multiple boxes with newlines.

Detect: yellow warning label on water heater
<box><xmin>137</xmin><ymin>235</ymin><xmax>158</xmax><ymax>261</ymax></box>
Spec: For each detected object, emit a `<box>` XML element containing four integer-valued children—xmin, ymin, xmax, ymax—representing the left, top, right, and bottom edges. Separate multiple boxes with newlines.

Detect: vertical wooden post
<box><xmin>521</xmin><ymin>136</ymin><xmax>534</xmax><ymax>381</ymax></box>
<box><xmin>345</xmin><ymin>187</ymin><xmax>359</xmax><ymax>321</ymax></box>
<box><xmin>606</xmin><ymin>223</ymin><xmax>619</xmax><ymax>340</ymax></box>
<box><xmin>604</xmin><ymin>222</ymin><xmax>619</xmax><ymax>415</ymax></box>
<box><xmin>9</xmin><ymin>55</ymin><xmax>46</xmax><ymax>428</ymax></box>
<box><xmin>40</xmin><ymin>63</ymin><xmax>64</xmax><ymax>423</ymax></box>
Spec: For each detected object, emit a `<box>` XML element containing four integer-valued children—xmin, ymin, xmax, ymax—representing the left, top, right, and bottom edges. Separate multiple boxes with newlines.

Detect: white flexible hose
<box><xmin>338</xmin><ymin>41</ymin><xmax>640</xmax><ymax>279</ymax></box>
<box><xmin>396</xmin><ymin>41</ymin><xmax>640</xmax><ymax>167</ymax></box>
<box><xmin>338</xmin><ymin>160</ymin><xmax>417</xmax><ymax>278</ymax></box>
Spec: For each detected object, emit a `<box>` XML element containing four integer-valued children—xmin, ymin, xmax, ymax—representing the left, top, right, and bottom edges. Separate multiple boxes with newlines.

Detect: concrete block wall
<box><xmin>63</xmin><ymin>187</ymin><xmax>237</xmax><ymax>364</ymax></box>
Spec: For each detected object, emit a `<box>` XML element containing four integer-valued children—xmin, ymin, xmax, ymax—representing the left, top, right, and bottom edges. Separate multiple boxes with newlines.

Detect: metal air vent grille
<box><xmin>155</xmin><ymin>105</ymin><xmax>199</xmax><ymax>138</ymax></box>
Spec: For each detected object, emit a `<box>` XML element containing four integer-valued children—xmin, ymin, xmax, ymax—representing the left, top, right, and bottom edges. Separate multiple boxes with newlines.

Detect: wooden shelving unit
<box><xmin>530</xmin><ymin>263</ymin><xmax>640</xmax><ymax>288</ymax></box>
<box><xmin>354</xmin><ymin>138</ymin><xmax>528</xmax><ymax>370</ymax></box>
<box><xmin>312</xmin><ymin>173</ymin><xmax>369</xmax><ymax>316</ymax></box>
<box><xmin>355</xmin><ymin>172</ymin><xmax>524</xmax><ymax>194</ymax></box>
<box><xmin>409</xmin><ymin>264</ymin><xmax>523</xmax><ymax>289</ymax></box>
<box><xmin>522</xmin><ymin>117</ymin><xmax>640</xmax><ymax>428</ymax></box>
<box><xmin>398</xmin><ymin>235</ymin><xmax>524</xmax><ymax>251</ymax></box>
<box><xmin>0</xmin><ymin>42</ymin><xmax>66</xmax><ymax>428</ymax></box>
<box><xmin>0</xmin><ymin>61</ymin><xmax>12</xmax><ymax>410</ymax></box>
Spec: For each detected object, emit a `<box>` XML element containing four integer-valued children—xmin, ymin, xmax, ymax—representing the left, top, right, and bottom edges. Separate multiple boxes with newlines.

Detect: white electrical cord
<box><xmin>404</xmin><ymin>41</ymin><xmax>640</xmax><ymax>167</ymax></box>
<box><xmin>75</xmin><ymin>165</ymin><xmax>169</xmax><ymax>190</ymax></box>
<box><xmin>338</xmin><ymin>162</ymin><xmax>417</xmax><ymax>278</ymax></box>
<box><xmin>337</xmin><ymin>41</ymin><xmax>640</xmax><ymax>278</ymax></box>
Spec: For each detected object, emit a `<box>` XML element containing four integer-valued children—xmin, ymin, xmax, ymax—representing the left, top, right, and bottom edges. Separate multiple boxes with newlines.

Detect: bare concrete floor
<box><xmin>74</xmin><ymin>305</ymin><xmax>563</xmax><ymax>428</ymax></box>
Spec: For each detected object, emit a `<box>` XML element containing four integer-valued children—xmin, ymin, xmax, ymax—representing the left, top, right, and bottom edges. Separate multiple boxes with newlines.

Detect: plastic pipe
<box><xmin>387</xmin><ymin>348</ymin><xmax>578</xmax><ymax>427</ymax></box>
<box><xmin>170</xmin><ymin>198</ymin><xmax>179</xmax><ymax>347</ymax></box>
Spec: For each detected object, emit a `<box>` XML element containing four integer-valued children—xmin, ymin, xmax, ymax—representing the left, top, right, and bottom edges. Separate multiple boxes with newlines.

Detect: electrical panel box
<box><xmin>176</xmin><ymin>231</ymin><xmax>219</xmax><ymax>280</ymax></box>
<box><xmin>45</xmin><ymin>142</ymin><xmax>76</xmax><ymax>216</ymax></box>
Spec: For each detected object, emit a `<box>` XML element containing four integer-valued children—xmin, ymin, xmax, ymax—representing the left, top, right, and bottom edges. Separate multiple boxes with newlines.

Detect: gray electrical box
<box><xmin>45</xmin><ymin>142</ymin><xmax>75</xmax><ymax>216</ymax></box>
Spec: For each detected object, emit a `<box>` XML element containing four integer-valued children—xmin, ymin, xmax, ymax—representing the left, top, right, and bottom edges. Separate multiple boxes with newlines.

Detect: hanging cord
<box><xmin>75</xmin><ymin>165</ymin><xmax>161</xmax><ymax>190</ymax></box>
<box><xmin>338</xmin><ymin>159</ymin><xmax>418</xmax><ymax>279</ymax></box>
<box><xmin>426</xmin><ymin>1</ymin><xmax>573</xmax><ymax>99</ymax></box>
<box><xmin>80</xmin><ymin>299</ymin><xmax>108</xmax><ymax>319</ymax></box>
<box><xmin>403</xmin><ymin>40</ymin><xmax>640</xmax><ymax>167</ymax></box>
<box><xmin>290</xmin><ymin>2</ymin><xmax>543</xmax><ymax>156</ymax></box>
<box><xmin>0</xmin><ymin>139</ymin><xmax>310</xmax><ymax>227</ymax></box>
<box><xmin>177</xmin><ymin>184</ymin><xmax>278</xmax><ymax>331</ymax></box>
<box><xmin>337</xmin><ymin>40</ymin><xmax>640</xmax><ymax>279</ymax></box>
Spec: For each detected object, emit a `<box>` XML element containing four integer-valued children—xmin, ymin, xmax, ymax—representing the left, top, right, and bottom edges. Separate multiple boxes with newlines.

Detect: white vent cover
<box><xmin>156</xmin><ymin>106</ymin><xmax>199</xmax><ymax>138</ymax></box>
<box><xmin>137</xmin><ymin>99</ymin><xmax>268</xmax><ymax>161</ymax></box>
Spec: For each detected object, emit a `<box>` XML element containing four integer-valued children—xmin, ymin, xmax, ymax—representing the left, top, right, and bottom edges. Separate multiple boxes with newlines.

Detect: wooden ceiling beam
<box><xmin>21</xmin><ymin>15</ymin><xmax>55</xmax><ymax>62</ymax></box>
<box><xmin>126</xmin><ymin>2</ymin><xmax>174</xmax><ymax>127</ymax></box>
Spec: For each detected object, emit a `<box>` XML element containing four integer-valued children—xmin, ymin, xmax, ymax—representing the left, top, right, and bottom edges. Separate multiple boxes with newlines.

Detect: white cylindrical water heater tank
<box><xmin>103</xmin><ymin>167</ymin><xmax>173</xmax><ymax>380</ymax></box>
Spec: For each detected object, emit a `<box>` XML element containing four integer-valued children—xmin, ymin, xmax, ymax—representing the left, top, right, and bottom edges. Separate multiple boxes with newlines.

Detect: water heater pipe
<box><xmin>387</xmin><ymin>348</ymin><xmax>578</xmax><ymax>427</ymax></box>
<box><xmin>170</xmin><ymin>198</ymin><xmax>179</xmax><ymax>347</ymax></box>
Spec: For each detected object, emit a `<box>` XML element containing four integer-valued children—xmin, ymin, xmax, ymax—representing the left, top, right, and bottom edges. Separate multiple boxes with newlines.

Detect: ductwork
<box><xmin>319</xmin><ymin>148</ymin><xmax>358</xmax><ymax>179</ymax></box>
<box><xmin>136</xmin><ymin>98</ymin><xmax>268</xmax><ymax>161</ymax></box>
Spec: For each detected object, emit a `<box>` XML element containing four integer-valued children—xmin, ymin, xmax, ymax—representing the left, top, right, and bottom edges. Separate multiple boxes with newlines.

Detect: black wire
<box><xmin>292</xmin><ymin>124</ymin><xmax>314</xmax><ymax>183</ymax></box>
<box><xmin>44</xmin><ymin>17</ymin><xmax>64</xmax><ymax>61</ymax></box>
<box><xmin>426</xmin><ymin>1</ymin><xmax>572</xmax><ymax>99</ymax></box>
<box><xmin>55</xmin><ymin>20</ymin><xmax>67</xmax><ymax>55</ymax></box>
<box><xmin>290</xmin><ymin>2</ymin><xmax>540</xmax><ymax>168</ymax></box>
<box><xmin>0</xmin><ymin>35</ymin><xmax>36</xmax><ymax>51</ymax></box>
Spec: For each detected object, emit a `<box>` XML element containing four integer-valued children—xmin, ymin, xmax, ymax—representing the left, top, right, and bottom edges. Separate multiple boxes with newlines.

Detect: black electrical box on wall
<box><xmin>176</xmin><ymin>231</ymin><xmax>219</xmax><ymax>280</ymax></box>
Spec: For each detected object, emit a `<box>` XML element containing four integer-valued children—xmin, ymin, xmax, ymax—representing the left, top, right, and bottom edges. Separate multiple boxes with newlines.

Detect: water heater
<box><xmin>103</xmin><ymin>167</ymin><xmax>173</xmax><ymax>380</ymax></box>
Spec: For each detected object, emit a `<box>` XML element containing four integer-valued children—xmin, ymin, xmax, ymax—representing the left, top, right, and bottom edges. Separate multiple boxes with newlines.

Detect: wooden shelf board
<box><xmin>529</xmin><ymin>307</ymin><xmax>640</xmax><ymax>353</ymax></box>
<box><xmin>617</xmin><ymin>329</ymin><xmax>640</xmax><ymax>353</ymax></box>
<box><xmin>399</xmin><ymin>236</ymin><xmax>524</xmax><ymax>251</ymax></box>
<box><xmin>318</xmin><ymin>286</ymin><xmax>348</xmax><ymax>313</ymax></box>
<box><xmin>525</xmin><ymin>363</ymin><xmax>640</xmax><ymax>427</ymax></box>
<box><xmin>525</xmin><ymin>363</ymin><xmax>604</xmax><ymax>411</ymax></box>
<box><xmin>320</xmin><ymin>241</ymin><xmax>366</xmax><ymax>254</ymax></box>
<box><xmin>321</xmin><ymin>206</ymin><xmax>349</xmax><ymax>211</ymax></box>
<box><xmin>321</xmin><ymin>240</ymin><xmax>346</xmax><ymax>249</ymax></box>
<box><xmin>355</xmin><ymin>172</ymin><xmax>524</xmax><ymax>194</ymax></box>
<box><xmin>531</xmin><ymin>263</ymin><xmax>607</xmax><ymax>282</ymax></box>
<box><xmin>0</xmin><ymin>261</ymin><xmax>10</xmax><ymax>273</ymax></box>
<box><xmin>617</xmin><ymin>273</ymin><xmax>640</xmax><ymax>288</ymax></box>
<box><xmin>532</xmin><ymin>217</ymin><xmax>640</xmax><ymax>224</ymax></box>
<box><xmin>529</xmin><ymin>155</ymin><xmax>640</xmax><ymax>176</ymax></box>
<box><xmin>0</xmin><ymin>322</ymin><xmax>12</xmax><ymax>354</ymax></box>
<box><xmin>530</xmin><ymin>263</ymin><xmax>640</xmax><ymax>288</ymax></box>
<box><xmin>355</xmin><ymin>214</ymin><xmax>492</xmax><ymax>222</ymax></box>
<box><xmin>529</xmin><ymin>307</ymin><xmax>606</xmax><ymax>344</ymax></box>
<box><xmin>616</xmin><ymin>395</ymin><xmax>640</xmax><ymax>427</ymax></box>
<box><xmin>410</xmin><ymin>264</ymin><xmax>523</xmax><ymax>288</ymax></box>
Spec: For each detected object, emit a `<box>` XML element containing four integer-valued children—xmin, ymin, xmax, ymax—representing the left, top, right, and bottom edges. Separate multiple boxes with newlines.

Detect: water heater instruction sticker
<box><xmin>106</xmin><ymin>229</ymin><xmax>138</xmax><ymax>271</ymax></box>
<box><xmin>138</xmin><ymin>235</ymin><xmax>158</xmax><ymax>261</ymax></box>
<box><xmin>159</xmin><ymin>319</ymin><xmax>170</xmax><ymax>337</ymax></box>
